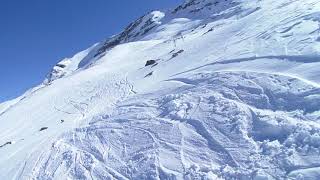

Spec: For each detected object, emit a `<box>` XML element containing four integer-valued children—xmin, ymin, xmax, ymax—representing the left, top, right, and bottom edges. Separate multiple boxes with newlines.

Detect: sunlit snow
<box><xmin>1</xmin><ymin>0</ymin><xmax>320</xmax><ymax>179</ymax></box>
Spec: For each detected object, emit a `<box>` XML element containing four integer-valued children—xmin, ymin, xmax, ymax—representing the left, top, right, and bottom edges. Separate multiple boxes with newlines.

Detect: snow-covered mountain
<box><xmin>1</xmin><ymin>0</ymin><xmax>320</xmax><ymax>179</ymax></box>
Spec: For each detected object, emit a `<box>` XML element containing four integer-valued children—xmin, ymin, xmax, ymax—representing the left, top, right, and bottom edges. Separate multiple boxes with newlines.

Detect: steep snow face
<box><xmin>1</xmin><ymin>0</ymin><xmax>320</xmax><ymax>179</ymax></box>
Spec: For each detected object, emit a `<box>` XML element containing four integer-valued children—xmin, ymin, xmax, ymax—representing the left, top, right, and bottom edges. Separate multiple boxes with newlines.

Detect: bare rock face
<box><xmin>44</xmin><ymin>59</ymin><xmax>71</xmax><ymax>84</ymax></box>
<box><xmin>94</xmin><ymin>11</ymin><xmax>165</xmax><ymax>58</ymax></box>
<box><xmin>172</xmin><ymin>0</ymin><xmax>239</xmax><ymax>15</ymax></box>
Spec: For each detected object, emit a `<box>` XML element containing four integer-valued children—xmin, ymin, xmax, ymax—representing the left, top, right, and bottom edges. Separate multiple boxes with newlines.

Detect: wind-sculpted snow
<box><xmin>27</xmin><ymin>72</ymin><xmax>320</xmax><ymax>179</ymax></box>
<box><xmin>1</xmin><ymin>0</ymin><xmax>320</xmax><ymax>179</ymax></box>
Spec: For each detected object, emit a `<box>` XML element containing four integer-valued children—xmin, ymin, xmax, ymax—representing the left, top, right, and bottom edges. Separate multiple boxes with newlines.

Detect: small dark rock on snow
<box><xmin>170</xmin><ymin>50</ymin><xmax>184</xmax><ymax>59</ymax></box>
<box><xmin>144</xmin><ymin>71</ymin><xmax>153</xmax><ymax>77</ymax></box>
<box><xmin>145</xmin><ymin>60</ymin><xmax>156</xmax><ymax>66</ymax></box>
<box><xmin>39</xmin><ymin>127</ymin><xmax>48</xmax><ymax>131</ymax></box>
<box><xmin>0</xmin><ymin>142</ymin><xmax>12</xmax><ymax>148</ymax></box>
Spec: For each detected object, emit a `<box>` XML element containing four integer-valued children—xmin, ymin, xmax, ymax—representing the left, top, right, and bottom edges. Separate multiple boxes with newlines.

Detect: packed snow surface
<box><xmin>1</xmin><ymin>0</ymin><xmax>320</xmax><ymax>179</ymax></box>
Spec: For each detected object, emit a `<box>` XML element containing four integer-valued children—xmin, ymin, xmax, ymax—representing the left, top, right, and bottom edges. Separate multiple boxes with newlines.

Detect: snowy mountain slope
<box><xmin>1</xmin><ymin>0</ymin><xmax>320</xmax><ymax>179</ymax></box>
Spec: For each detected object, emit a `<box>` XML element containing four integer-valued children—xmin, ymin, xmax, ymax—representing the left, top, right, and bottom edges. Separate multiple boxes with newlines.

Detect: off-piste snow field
<box><xmin>1</xmin><ymin>0</ymin><xmax>320</xmax><ymax>179</ymax></box>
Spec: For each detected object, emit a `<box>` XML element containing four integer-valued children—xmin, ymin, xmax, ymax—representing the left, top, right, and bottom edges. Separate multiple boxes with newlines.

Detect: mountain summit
<box><xmin>1</xmin><ymin>0</ymin><xmax>320</xmax><ymax>179</ymax></box>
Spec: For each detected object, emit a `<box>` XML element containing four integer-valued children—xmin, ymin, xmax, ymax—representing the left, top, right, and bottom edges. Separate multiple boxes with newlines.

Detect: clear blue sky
<box><xmin>0</xmin><ymin>0</ymin><xmax>182</xmax><ymax>103</ymax></box>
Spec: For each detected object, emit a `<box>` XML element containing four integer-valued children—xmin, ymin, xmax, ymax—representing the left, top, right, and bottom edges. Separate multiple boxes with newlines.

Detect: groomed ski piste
<box><xmin>1</xmin><ymin>0</ymin><xmax>320</xmax><ymax>179</ymax></box>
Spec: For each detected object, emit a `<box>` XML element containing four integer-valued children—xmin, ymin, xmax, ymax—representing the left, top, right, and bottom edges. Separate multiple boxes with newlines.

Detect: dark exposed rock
<box><xmin>144</xmin><ymin>72</ymin><xmax>153</xmax><ymax>78</ymax></box>
<box><xmin>145</xmin><ymin>60</ymin><xmax>157</xmax><ymax>66</ymax></box>
<box><xmin>142</xmin><ymin>25</ymin><xmax>156</xmax><ymax>36</ymax></box>
<box><xmin>39</xmin><ymin>127</ymin><xmax>48</xmax><ymax>131</ymax></box>
<box><xmin>172</xmin><ymin>0</ymin><xmax>239</xmax><ymax>16</ymax></box>
<box><xmin>203</xmin><ymin>27</ymin><xmax>214</xmax><ymax>35</ymax></box>
<box><xmin>94</xmin><ymin>11</ymin><xmax>163</xmax><ymax>58</ymax></box>
<box><xmin>173</xmin><ymin>0</ymin><xmax>201</xmax><ymax>14</ymax></box>
<box><xmin>0</xmin><ymin>142</ymin><xmax>12</xmax><ymax>148</ymax></box>
<box><xmin>169</xmin><ymin>49</ymin><xmax>176</xmax><ymax>54</ymax></box>
<box><xmin>94</xmin><ymin>39</ymin><xmax>121</xmax><ymax>57</ymax></box>
<box><xmin>190</xmin><ymin>8</ymin><xmax>202</xmax><ymax>13</ymax></box>
<box><xmin>56</xmin><ymin>64</ymin><xmax>67</xmax><ymax>68</ymax></box>
<box><xmin>44</xmin><ymin>61</ymin><xmax>70</xmax><ymax>84</ymax></box>
<box><xmin>151</xmin><ymin>63</ymin><xmax>158</xmax><ymax>68</ymax></box>
<box><xmin>171</xmin><ymin>50</ymin><xmax>185</xmax><ymax>59</ymax></box>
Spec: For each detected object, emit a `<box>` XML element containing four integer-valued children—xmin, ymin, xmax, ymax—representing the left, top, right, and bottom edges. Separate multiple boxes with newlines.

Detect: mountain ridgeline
<box><xmin>1</xmin><ymin>0</ymin><xmax>320</xmax><ymax>179</ymax></box>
